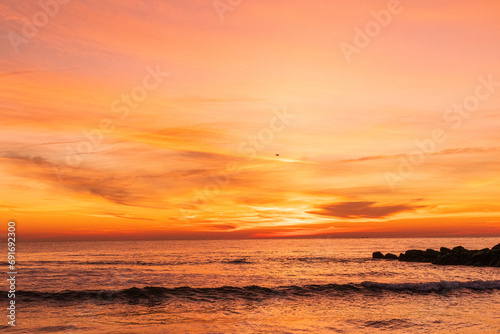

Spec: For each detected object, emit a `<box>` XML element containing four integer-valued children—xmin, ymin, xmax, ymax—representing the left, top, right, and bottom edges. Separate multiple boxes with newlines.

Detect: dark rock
<box><xmin>401</xmin><ymin>249</ymin><xmax>435</xmax><ymax>263</ymax></box>
<box><xmin>452</xmin><ymin>246</ymin><xmax>466</xmax><ymax>252</ymax></box>
<box><xmin>433</xmin><ymin>253</ymin><xmax>461</xmax><ymax>265</ymax></box>
<box><xmin>377</xmin><ymin>243</ymin><xmax>500</xmax><ymax>267</ymax></box>
<box><xmin>405</xmin><ymin>249</ymin><xmax>426</xmax><ymax>259</ymax></box>
<box><xmin>468</xmin><ymin>249</ymin><xmax>491</xmax><ymax>266</ymax></box>
<box><xmin>440</xmin><ymin>247</ymin><xmax>451</xmax><ymax>254</ymax></box>
<box><xmin>425</xmin><ymin>249</ymin><xmax>440</xmax><ymax>261</ymax></box>
<box><xmin>434</xmin><ymin>249</ymin><xmax>469</xmax><ymax>265</ymax></box>
<box><xmin>384</xmin><ymin>253</ymin><xmax>398</xmax><ymax>260</ymax></box>
<box><xmin>489</xmin><ymin>249</ymin><xmax>500</xmax><ymax>267</ymax></box>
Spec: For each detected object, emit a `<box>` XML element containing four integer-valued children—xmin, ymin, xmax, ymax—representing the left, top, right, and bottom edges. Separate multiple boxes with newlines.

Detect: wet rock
<box><xmin>425</xmin><ymin>249</ymin><xmax>440</xmax><ymax>261</ymax></box>
<box><xmin>490</xmin><ymin>249</ymin><xmax>500</xmax><ymax>267</ymax></box>
<box><xmin>375</xmin><ymin>243</ymin><xmax>500</xmax><ymax>267</ymax></box>
<box><xmin>403</xmin><ymin>249</ymin><xmax>432</xmax><ymax>262</ymax></box>
<box><xmin>432</xmin><ymin>253</ymin><xmax>461</xmax><ymax>265</ymax></box>
<box><xmin>384</xmin><ymin>253</ymin><xmax>398</xmax><ymax>260</ymax></box>
<box><xmin>467</xmin><ymin>249</ymin><xmax>491</xmax><ymax>266</ymax></box>
<box><xmin>440</xmin><ymin>247</ymin><xmax>451</xmax><ymax>254</ymax></box>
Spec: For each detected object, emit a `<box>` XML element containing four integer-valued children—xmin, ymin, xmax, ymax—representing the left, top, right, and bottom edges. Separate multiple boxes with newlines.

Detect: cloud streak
<box><xmin>308</xmin><ymin>201</ymin><xmax>426</xmax><ymax>219</ymax></box>
<box><xmin>1</xmin><ymin>1</ymin><xmax>500</xmax><ymax>239</ymax></box>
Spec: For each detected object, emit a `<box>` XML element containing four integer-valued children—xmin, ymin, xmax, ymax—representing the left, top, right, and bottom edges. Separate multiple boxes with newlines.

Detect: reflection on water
<box><xmin>7</xmin><ymin>237</ymin><xmax>500</xmax><ymax>333</ymax></box>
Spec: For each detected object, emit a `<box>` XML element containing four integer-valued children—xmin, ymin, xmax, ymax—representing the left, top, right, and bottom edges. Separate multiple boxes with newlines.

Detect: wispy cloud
<box><xmin>2</xmin><ymin>0</ymin><xmax>500</xmax><ymax>239</ymax></box>
<box><xmin>308</xmin><ymin>201</ymin><xmax>426</xmax><ymax>219</ymax></box>
<box><xmin>341</xmin><ymin>146</ymin><xmax>500</xmax><ymax>163</ymax></box>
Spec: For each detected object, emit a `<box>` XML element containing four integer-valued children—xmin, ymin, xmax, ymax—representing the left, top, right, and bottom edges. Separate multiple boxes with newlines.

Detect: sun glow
<box><xmin>1</xmin><ymin>0</ymin><xmax>500</xmax><ymax>240</ymax></box>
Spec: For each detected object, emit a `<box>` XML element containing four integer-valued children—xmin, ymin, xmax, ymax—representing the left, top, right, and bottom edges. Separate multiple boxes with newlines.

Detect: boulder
<box><xmin>432</xmin><ymin>253</ymin><xmax>461</xmax><ymax>265</ymax></box>
<box><xmin>384</xmin><ymin>253</ymin><xmax>398</xmax><ymax>260</ymax></box>
<box><xmin>377</xmin><ymin>243</ymin><xmax>500</xmax><ymax>267</ymax></box>
<box><xmin>440</xmin><ymin>247</ymin><xmax>451</xmax><ymax>254</ymax></box>
<box><xmin>468</xmin><ymin>249</ymin><xmax>491</xmax><ymax>266</ymax></box>
<box><xmin>404</xmin><ymin>249</ymin><xmax>427</xmax><ymax>261</ymax></box>
<box><xmin>401</xmin><ymin>249</ymin><xmax>436</xmax><ymax>263</ymax></box>
<box><xmin>451</xmin><ymin>247</ymin><xmax>474</xmax><ymax>263</ymax></box>
<box><xmin>489</xmin><ymin>249</ymin><xmax>500</xmax><ymax>267</ymax></box>
<box><xmin>425</xmin><ymin>249</ymin><xmax>440</xmax><ymax>261</ymax></box>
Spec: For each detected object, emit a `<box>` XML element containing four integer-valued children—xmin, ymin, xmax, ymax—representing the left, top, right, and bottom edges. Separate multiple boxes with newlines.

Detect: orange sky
<box><xmin>1</xmin><ymin>0</ymin><xmax>500</xmax><ymax>240</ymax></box>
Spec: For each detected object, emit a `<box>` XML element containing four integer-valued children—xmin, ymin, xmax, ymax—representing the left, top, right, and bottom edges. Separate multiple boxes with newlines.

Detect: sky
<box><xmin>1</xmin><ymin>0</ymin><xmax>500</xmax><ymax>240</ymax></box>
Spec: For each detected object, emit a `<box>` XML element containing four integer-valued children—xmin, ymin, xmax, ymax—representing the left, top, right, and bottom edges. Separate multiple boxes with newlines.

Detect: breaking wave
<box><xmin>7</xmin><ymin>280</ymin><xmax>500</xmax><ymax>303</ymax></box>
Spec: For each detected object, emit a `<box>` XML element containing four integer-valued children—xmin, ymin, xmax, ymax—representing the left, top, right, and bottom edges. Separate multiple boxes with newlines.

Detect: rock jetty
<box><xmin>372</xmin><ymin>243</ymin><xmax>500</xmax><ymax>267</ymax></box>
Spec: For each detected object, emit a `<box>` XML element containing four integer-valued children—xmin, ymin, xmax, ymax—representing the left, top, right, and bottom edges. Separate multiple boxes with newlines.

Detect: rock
<box><xmin>452</xmin><ymin>246</ymin><xmax>466</xmax><ymax>252</ymax></box>
<box><xmin>433</xmin><ymin>253</ymin><xmax>461</xmax><ymax>265</ymax></box>
<box><xmin>384</xmin><ymin>253</ymin><xmax>398</xmax><ymax>260</ymax></box>
<box><xmin>434</xmin><ymin>247</ymin><xmax>472</xmax><ymax>265</ymax></box>
<box><xmin>468</xmin><ymin>249</ymin><xmax>491</xmax><ymax>266</ymax></box>
<box><xmin>376</xmin><ymin>243</ymin><xmax>500</xmax><ymax>267</ymax></box>
<box><xmin>452</xmin><ymin>247</ymin><xmax>474</xmax><ymax>263</ymax></box>
<box><xmin>425</xmin><ymin>249</ymin><xmax>440</xmax><ymax>261</ymax></box>
<box><xmin>402</xmin><ymin>249</ymin><xmax>433</xmax><ymax>263</ymax></box>
<box><xmin>440</xmin><ymin>247</ymin><xmax>451</xmax><ymax>254</ymax></box>
<box><xmin>489</xmin><ymin>249</ymin><xmax>500</xmax><ymax>267</ymax></box>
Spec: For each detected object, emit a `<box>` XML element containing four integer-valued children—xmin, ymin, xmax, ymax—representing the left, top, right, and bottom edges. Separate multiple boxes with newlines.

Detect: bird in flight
<box><xmin>275</xmin><ymin>154</ymin><xmax>279</xmax><ymax>156</ymax></box>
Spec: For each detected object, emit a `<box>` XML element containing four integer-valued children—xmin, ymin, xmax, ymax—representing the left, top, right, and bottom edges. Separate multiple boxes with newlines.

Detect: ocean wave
<box><xmin>360</xmin><ymin>280</ymin><xmax>500</xmax><ymax>291</ymax></box>
<box><xmin>5</xmin><ymin>280</ymin><xmax>500</xmax><ymax>303</ymax></box>
<box><xmin>12</xmin><ymin>256</ymin><xmax>368</xmax><ymax>267</ymax></box>
<box><xmin>222</xmin><ymin>258</ymin><xmax>253</xmax><ymax>264</ymax></box>
<box><xmin>13</xmin><ymin>260</ymin><xmax>217</xmax><ymax>266</ymax></box>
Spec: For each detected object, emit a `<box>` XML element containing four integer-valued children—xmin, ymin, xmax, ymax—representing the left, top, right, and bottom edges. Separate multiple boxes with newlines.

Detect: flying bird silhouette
<box><xmin>275</xmin><ymin>154</ymin><xmax>279</xmax><ymax>156</ymax></box>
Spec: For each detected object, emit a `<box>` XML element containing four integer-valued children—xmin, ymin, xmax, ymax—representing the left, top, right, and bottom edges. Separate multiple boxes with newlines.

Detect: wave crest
<box><xmin>6</xmin><ymin>280</ymin><xmax>500</xmax><ymax>303</ymax></box>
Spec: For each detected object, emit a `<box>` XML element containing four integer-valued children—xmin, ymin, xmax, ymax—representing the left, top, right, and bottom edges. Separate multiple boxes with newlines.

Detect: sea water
<box><xmin>2</xmin><ymin>237</ymin><xmax>500</xmax><ymax>333</ymax></box>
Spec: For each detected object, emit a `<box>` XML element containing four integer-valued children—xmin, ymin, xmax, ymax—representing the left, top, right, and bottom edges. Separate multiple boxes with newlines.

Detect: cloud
<box><xmin>165</xmin><ymin>96</ymin><xmax>263</xmax><ymax>105</ymax></box>
<box><xmin>308</xmin><ymin>201</ymin><xmax>426</xmax><ymax>219</ymax></box>
<box><xmin>2</xmin><ymin>152</ymin><xmax>53</xmax><ymax>167</ymax></box>
<box><xmin>0</xmin><ymin>71</ymin><xmax>34</xmax><ymax>78</ymax></box>
<box><xmin>87</xmin><ymin>183</ymin><xmax>140</xmax><ymax>206</ymax></box>
<box><xmin>204</xmin><ymin>224</ymin><xmax>237</xmax><ymax>231</ymax></box>
<box><xmin>102</xmin><ymin>212</ymin><xmax>155</xmax><ymax>221</ymax></box>
<box><xmin>340</xmin><ymin>146</ymin><xmax>500</xmax><ymax>163</ymax></box>
<box><xmin>0</xmin><ymin>151</ymin><xmax>166</xmax><ymax>208</ymax></box>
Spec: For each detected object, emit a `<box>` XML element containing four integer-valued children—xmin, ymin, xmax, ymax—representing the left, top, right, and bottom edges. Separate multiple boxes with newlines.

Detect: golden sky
<box><xmin>1</xmin><ymin>0</ymin><xmax>500</xmax><ymax>240</ymax></box>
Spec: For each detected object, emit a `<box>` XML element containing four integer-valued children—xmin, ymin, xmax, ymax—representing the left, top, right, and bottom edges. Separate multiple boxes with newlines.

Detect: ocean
<box><xmin>3</xmin><ymin>237</ymin><xmax>500</xmax><ymax>333</ymax></box>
